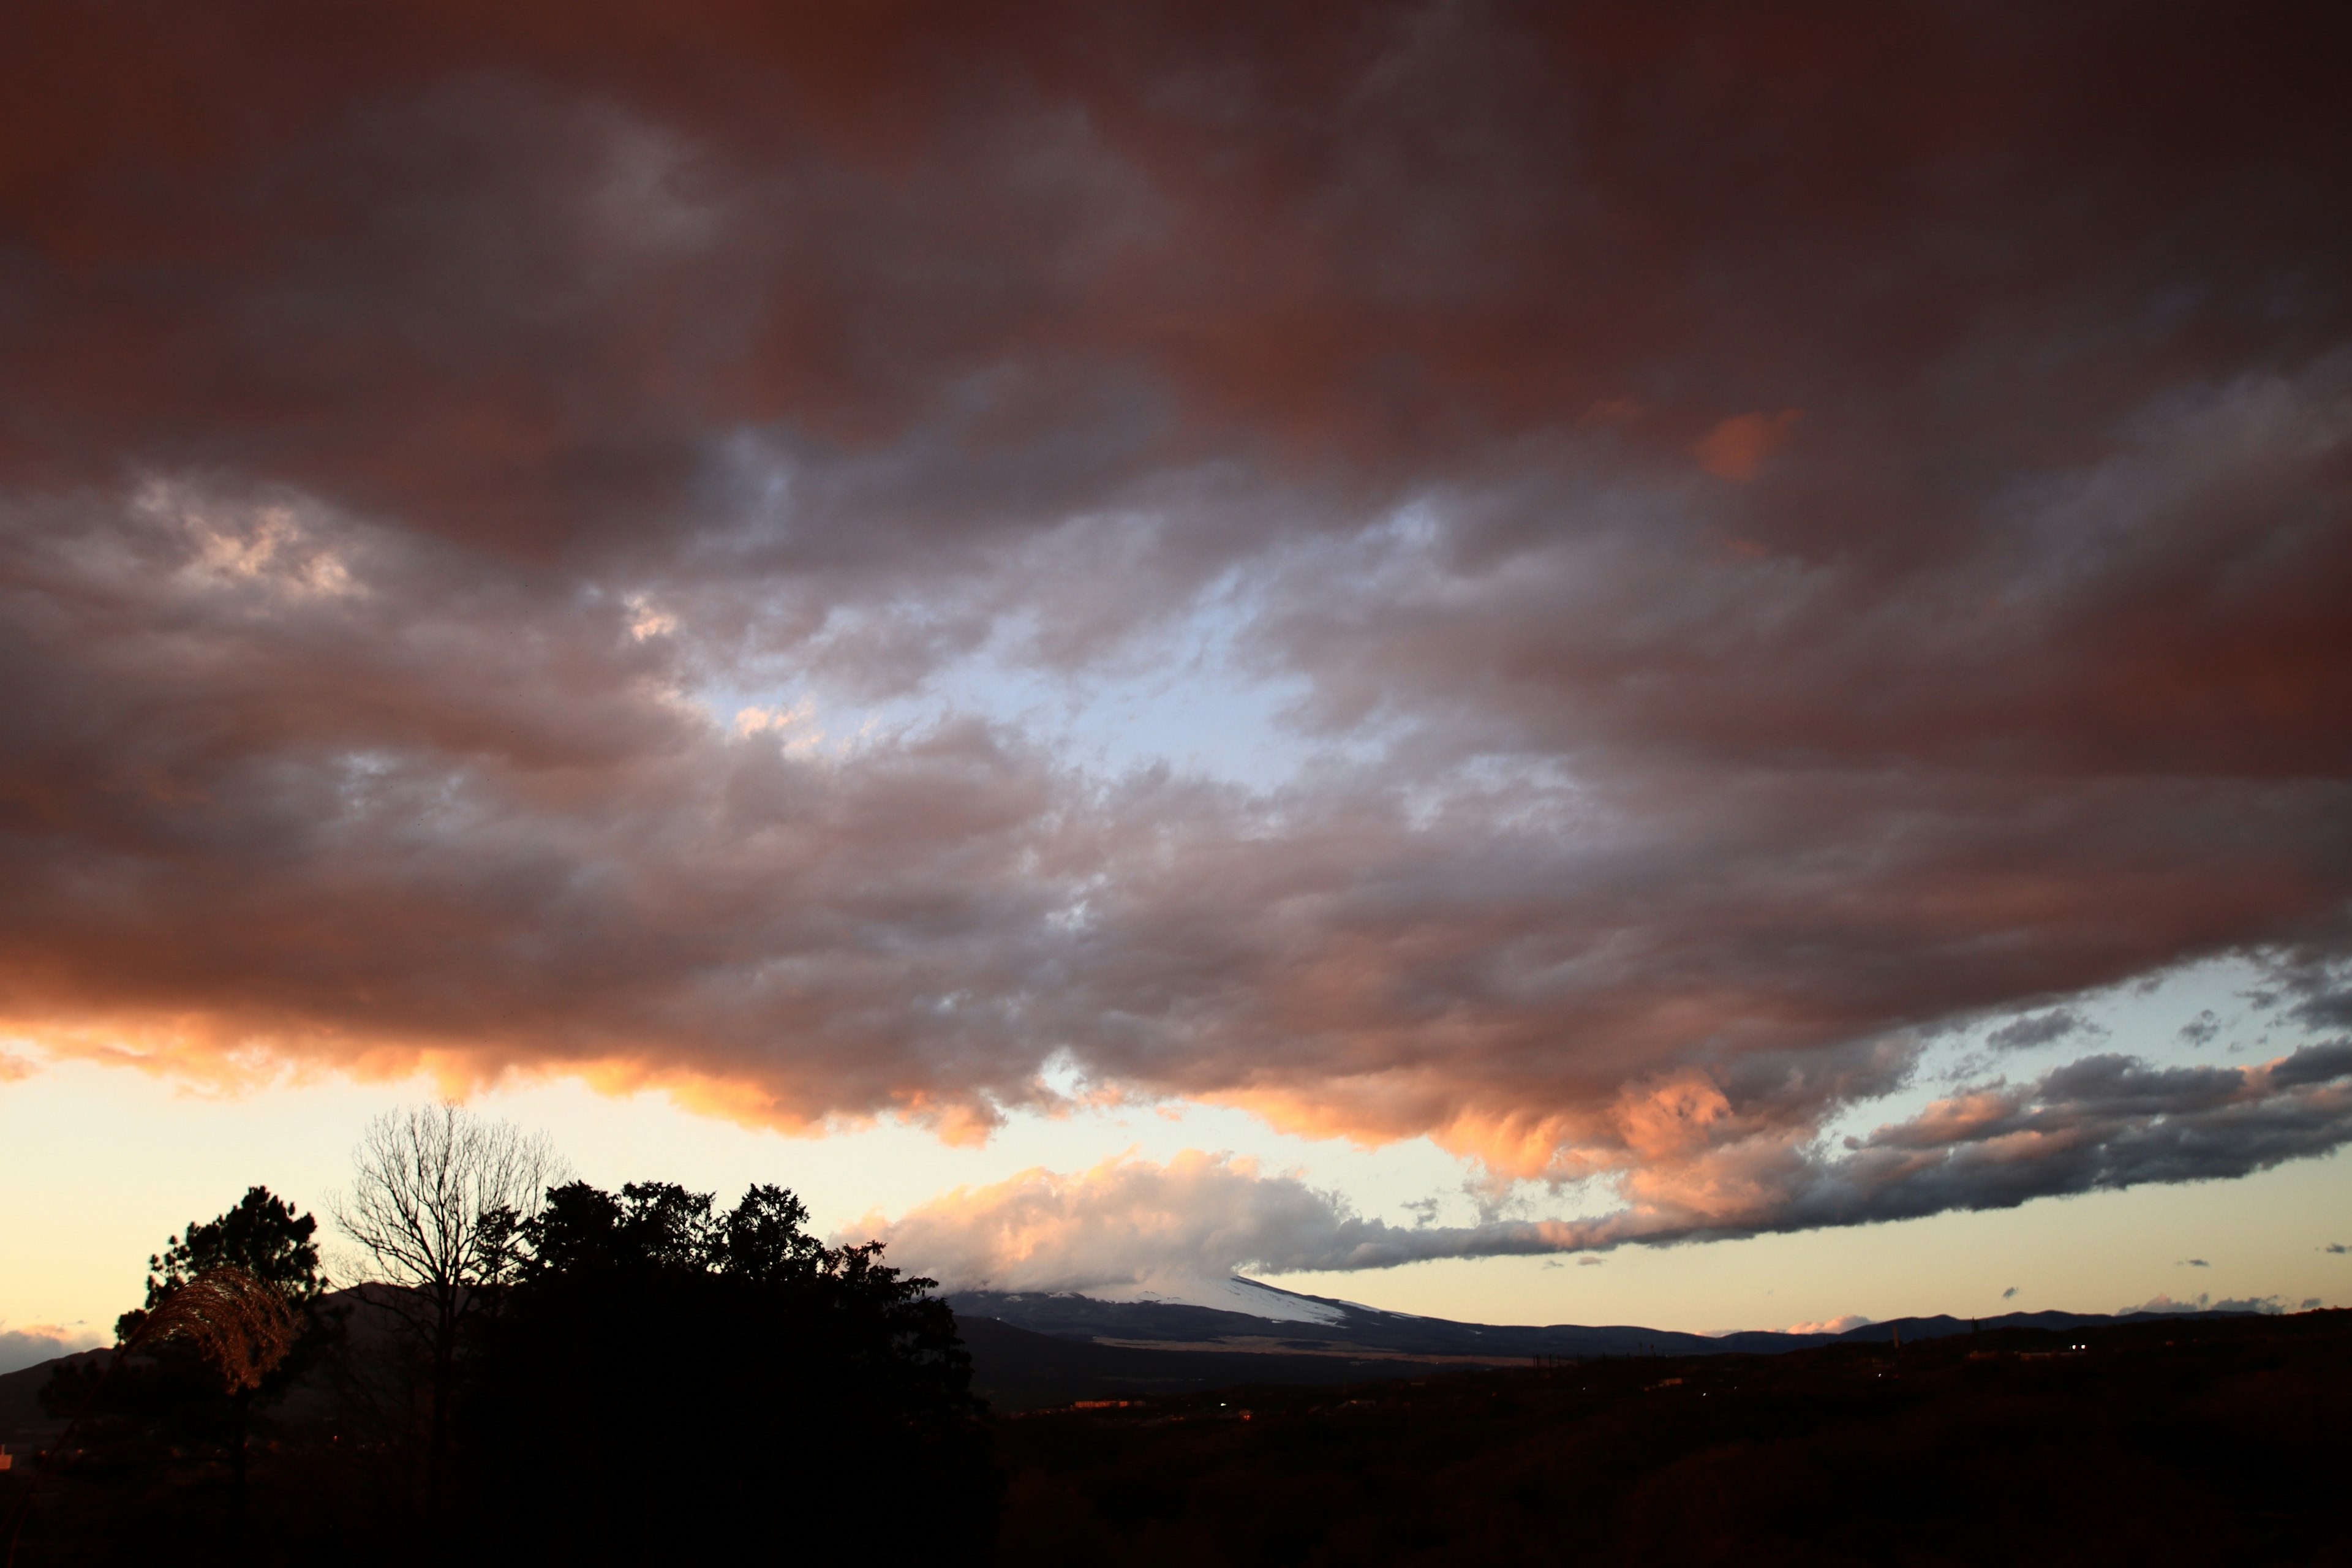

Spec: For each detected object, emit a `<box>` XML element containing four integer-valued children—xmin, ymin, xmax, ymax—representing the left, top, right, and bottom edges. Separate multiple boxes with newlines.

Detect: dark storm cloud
<box><xmin>1989</xmin><ymin>1010</ymin><xmax>2092</xmax><ymax>1052</ymax></box>
<box><xmin>2286</xmin><ymin>982</ymin><xmax>2352</xmax><ymax>1033</ymax></box>
<box><xmin>4</xmin><ymin>2</ymin><xmax>2351</xmax><ymax>1235</ymax></box>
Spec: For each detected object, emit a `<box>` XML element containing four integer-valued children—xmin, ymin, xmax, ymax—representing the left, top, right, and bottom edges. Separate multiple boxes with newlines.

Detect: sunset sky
<box><xmin>5</xmin><ymin>1</ymin><xmax>2350</xmax><ymax>1372</ymax></box>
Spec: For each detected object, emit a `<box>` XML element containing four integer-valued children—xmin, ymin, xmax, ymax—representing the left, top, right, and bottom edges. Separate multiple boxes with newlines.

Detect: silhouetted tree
<box><xmin>333</xmin><ymin>1104</ymin><xmax>565</xmax><ymax>1514</ymax></box>
<box><xmin>459</xmin><ymin>1180</ymin><xmax>992</xmax><ymax>1566</ymax></box>
<box><xmin>123</xmin><ymin>1185</ymin><xmax>329</xmax><ymax>1327</ymax></box>
<box><xmin>33</xmin><ymin>1189</ymin><xmax>331</xmax><ymax>1545</ymax></box>
<box><xmin>134</xmin><ymin>1188</ymin><xmax>333</xmax><ymax>1504</ymax></box>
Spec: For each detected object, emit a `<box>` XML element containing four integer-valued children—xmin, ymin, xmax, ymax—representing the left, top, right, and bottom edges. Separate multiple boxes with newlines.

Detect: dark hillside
<box><xmin>960</xmin><ymin>1317</ymin><xmax>1512</xmax><ymax>1412</ymax></box>
<box><xmin>0</xmin><ymin>1352</ymin><xmax>102</xmax><ymax>1447</ymax></box>
<box><xmin>990</xmin><ymin>1308</ymin><xmax>2352</xmax><ymax>1566</ymax></box>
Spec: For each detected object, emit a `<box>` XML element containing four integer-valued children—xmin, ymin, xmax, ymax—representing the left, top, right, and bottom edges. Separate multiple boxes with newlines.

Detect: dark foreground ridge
<box><xmin>990</xmin><ymin>1308</ymin><xmax>2352</xmax><ymax>1566</ymax></box>
<box><xmin>6</xmin><ymin>1300</ymin><xmax>2345</xmax><ymax>1563</ymax></box>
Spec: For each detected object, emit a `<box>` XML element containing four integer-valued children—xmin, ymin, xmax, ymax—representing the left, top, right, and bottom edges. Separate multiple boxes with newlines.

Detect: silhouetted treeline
<box><xmin>5</xmin><ymin>1180</ymin><xmax>990</xmax><ymax>1567</ymax></box>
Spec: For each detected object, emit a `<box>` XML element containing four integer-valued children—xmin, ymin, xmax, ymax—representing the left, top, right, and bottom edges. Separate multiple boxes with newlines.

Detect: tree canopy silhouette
<box><xmin>459</xmin><ymin>1180</ymin><xmax>990</xmax><ymax>1566</ymax></box>
<box><xmin>121</xmin><ymin>1185</ymin><xmax>327</xmax><ymax>1340</ymax></box>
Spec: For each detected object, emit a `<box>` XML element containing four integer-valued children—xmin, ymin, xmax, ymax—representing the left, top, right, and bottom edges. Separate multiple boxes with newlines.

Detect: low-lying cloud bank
<box><xmin>868</xmin><ymin>1042</ymin><xmax>2352</xmax><ymax>1290</ymax></box>
<box><xmin>2130</xmin><ymin>1292</ymin><xmax>2331</xmax><ymax>1314</ymax></box>
<box><xmin>0</xmin><ymin>1324</ymin><xmax>102</xmax><ymax>1378</ymax></box>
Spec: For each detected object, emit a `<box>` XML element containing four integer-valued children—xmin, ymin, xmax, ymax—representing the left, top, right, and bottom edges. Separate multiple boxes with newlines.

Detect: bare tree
<box><xmin>333</xmin><ymin>1102</ymin><xmax>566</xmax><ymax>1512</ymax></box>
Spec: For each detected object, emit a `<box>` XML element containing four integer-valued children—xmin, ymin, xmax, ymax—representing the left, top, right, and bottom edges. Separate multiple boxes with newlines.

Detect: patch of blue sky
<box><xmin>691</xmin><ymin>587</ymin><xmax>1330</xmax><ymax>793</ymax></box>
<box><xmin>1810</xmin><ymin>951</ymin><xmax>2332</xmax><ymax>1154</ymax></box>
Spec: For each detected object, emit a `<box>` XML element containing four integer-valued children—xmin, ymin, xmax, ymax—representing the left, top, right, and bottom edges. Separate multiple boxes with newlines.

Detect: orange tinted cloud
<box><xmin>0</xmin><ymin>1</ymin><xmax>2348</xmax><ymax>1245</ymax></box>
<box><xmin>865</xmin><ymin>1041</ymin><xmax>2352</xmax><ymax>1286</ymax></box>
<box><xmin>1695</xmin><ymin>410</ymin><xmax>1802</xmax><ymax>480</ymax></box>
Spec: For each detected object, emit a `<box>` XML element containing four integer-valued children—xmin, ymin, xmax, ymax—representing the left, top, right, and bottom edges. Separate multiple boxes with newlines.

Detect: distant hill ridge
<box><xmin>946</xmin><ymin>1275</ymin><xmax>2247</xmax><ymax>1364</ymax></box>
<box><xmin>5</xmin><ymin>1278</ymin><xmax>2266</xmax><ymax>1433</ymax></box>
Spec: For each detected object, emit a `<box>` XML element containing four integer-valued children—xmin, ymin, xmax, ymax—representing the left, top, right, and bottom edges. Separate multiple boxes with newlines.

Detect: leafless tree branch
<box><xmin>331</xmin><ymin>1102</ymin><xmax>567</xmax><ymax>1513</ymax></box>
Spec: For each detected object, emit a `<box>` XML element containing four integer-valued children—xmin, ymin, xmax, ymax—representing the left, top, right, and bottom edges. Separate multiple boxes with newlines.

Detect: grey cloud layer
<box><xmin>2</xmin><ymin>3</ymin><xmax>2350</xmax><ymax>1232</ymax></box>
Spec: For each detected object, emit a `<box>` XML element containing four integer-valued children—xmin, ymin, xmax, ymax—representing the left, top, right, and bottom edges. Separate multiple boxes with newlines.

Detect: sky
<box><xmin>4</xmin><ymin>1</ymin><xmax>2351</xmax><ymax>1372</ymax></box>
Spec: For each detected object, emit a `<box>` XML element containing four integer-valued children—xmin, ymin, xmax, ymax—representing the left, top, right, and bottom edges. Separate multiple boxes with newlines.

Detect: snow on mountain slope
<box><xmin>946</xmin><ymin>1275</ymin><xmax>2257</xmax><ymax>1365</ymax></box>
<box><xmin>1084</xmin><ymin>1275</ymin><xmax>1353</xmax><ymax>1325</ymax></box>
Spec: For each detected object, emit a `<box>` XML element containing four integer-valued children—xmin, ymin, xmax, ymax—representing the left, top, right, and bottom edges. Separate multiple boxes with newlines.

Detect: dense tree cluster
<box><xmin>9</xmin><ymin>1113</ymin><xmax>990</xmax><ymax>1566</ymax></box>
<box><xmin>461</xmin><ymin>1180</ymin><xmax>992</xmax><ymax>1564</ymax></box>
